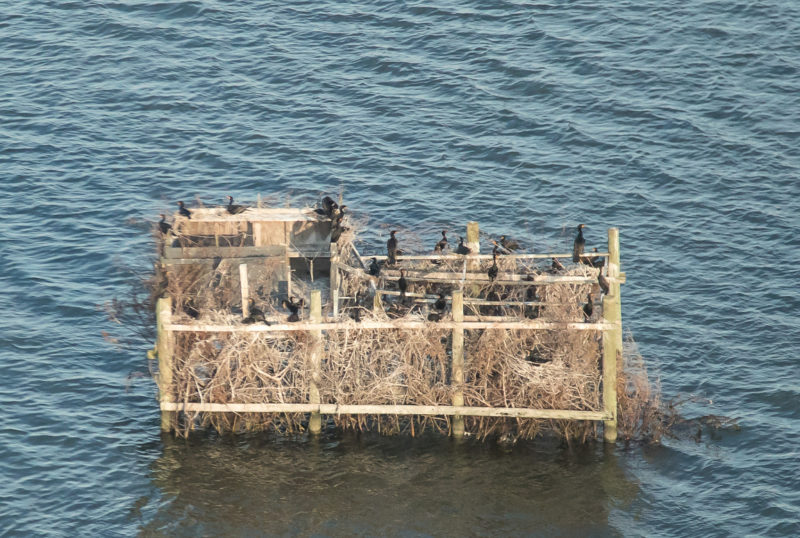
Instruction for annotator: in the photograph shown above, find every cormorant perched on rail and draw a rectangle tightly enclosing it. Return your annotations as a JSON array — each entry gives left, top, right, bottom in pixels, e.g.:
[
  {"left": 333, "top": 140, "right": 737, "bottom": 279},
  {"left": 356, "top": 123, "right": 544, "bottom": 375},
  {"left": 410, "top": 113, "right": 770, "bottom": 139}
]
[
  {"left": 455, "top": 236, "right": 471, "bottom": 255},
  {"left": 158, "top": 214, "right": 172, "bottom": 235},
  {"left": 398, "top": 269, "right": 408, "bottom": 302},
  {"left": 500, "top": 235, "right": 520, "bottom": 252},
  {"left": 572, "top": 224, "right": 586, "bottom": 263},
  {"left": 387, "top": 230, "right": 399, "bottom": 265},
  {"left": 282, "top": 296, "right": 304, "bottom": 322},
  {"left": 597, "top": 269, "right": 610, "bottom": 295},
  {"left": 177, "top": 201, "right": 191, "bottom": 219},
  {"left": 226, "top": 196, "right": 247, "bottom": 215},
  {"left": 582, "top": 293, "right": 593, "bottom": 322},
  {"left": 434, "top": 230, "right": 448, "bottom": 253},
  {"left": 428, "top": 292, "right": 447, "bottom": 322},
  {"left": 488, "top": 250, "right": 499, "bottom": 282},
  {"left": 591, "top": 247, "right": 605, "bottom": 269},
  {"left": 242, "top": 298, "right": 269, "bottom": 324},
  {"left": 368, "top": 257, "right": 381, "bottom": 276}
]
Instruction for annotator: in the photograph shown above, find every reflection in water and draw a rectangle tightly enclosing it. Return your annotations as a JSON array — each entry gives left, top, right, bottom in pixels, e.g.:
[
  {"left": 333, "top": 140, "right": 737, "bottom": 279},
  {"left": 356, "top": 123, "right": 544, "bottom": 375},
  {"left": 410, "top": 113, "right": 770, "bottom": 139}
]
[{"left": 142, "top": 431, "right": 638, "bottom": 535}]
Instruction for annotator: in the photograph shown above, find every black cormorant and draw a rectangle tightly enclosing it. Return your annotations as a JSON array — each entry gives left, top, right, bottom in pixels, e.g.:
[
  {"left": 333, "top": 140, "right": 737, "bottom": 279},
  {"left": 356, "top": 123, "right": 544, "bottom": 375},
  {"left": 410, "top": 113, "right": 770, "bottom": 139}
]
[
  {"left": 321, "top": 196, "right": 339, "bottom": 218},
  {"left": 500, "top": 235, "right": 519, "bottom": 252},
  {"left": 226, "top": 195, "right": 247, "bottom": 215},
  {"left": 177, "top": 201, "right": 191, "bottom": 219},
  {"left": 488, "top": 251, "right": 499, "bottom": 282},
  {"left": 597, "top": 270, "right": 610, "bottom": 295},
  {"left": 455, "top": 236, "right": 471, "bottom": 255},
  {"left": 582, "top": 293, "right": 593, "bottom": 322},
  {"left": 434, "top": 230, "right": 448, "bottom": 253},
  {"left": 387, "top": 230, "right": 399, "bottom": 265},
  {"left": 368, "top": 257, "right": 381, "bottom": 276},
  {"left": 434, "top": 292, "right": 446, "bottom": 312},
  {"left": 158, "top": 214, "right": 172, "bottom": 235},
  {"left": 572, "top": 224, "right": 586, "bottom": 263},
  {"left": 242, "top": 298, "right": 269, "bottom": 324},
  {"left": 282, "top": 296, "right": 304, "bottom": 322},
  {"left": 398, "top": 269, "right": 408, "bottom": 302},
  {"left": 330, "top": 215, "right": 347, "bottom": 243}
]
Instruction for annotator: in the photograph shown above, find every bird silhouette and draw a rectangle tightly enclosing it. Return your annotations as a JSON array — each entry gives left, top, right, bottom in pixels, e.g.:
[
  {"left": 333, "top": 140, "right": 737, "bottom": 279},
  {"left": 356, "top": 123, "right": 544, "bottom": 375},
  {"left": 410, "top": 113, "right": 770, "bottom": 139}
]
[
  {"left": 226, "top": 196, "right": 247, "bottom": 215},
  {"left": 572, "top": 224, "right": 586, "bottom": 263},
  {"left": 177, "top": 201, "right": 191, "bottom": 219}
]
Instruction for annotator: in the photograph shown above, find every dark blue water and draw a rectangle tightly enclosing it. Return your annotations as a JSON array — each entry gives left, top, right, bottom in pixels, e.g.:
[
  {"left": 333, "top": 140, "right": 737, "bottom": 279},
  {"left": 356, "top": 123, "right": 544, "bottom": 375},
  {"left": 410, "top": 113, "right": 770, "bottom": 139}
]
[{"left": 2, "top": 1, "right": 799, "bottom": 535}]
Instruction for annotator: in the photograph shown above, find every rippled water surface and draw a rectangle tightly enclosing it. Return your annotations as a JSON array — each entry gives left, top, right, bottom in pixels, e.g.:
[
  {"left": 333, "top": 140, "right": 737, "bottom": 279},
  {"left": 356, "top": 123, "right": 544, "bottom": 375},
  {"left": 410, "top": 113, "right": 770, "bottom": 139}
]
[{"left": 2, "top": 0, "right": 799, "bottom": 535}]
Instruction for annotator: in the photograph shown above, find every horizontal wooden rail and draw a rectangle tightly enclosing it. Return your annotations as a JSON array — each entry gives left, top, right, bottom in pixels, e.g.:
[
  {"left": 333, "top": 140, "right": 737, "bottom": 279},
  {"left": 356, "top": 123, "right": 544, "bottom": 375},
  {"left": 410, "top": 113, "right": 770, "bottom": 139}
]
[
  {"left": 166, "top": 320, "right": 615, "bottom": 332},
  {"left": 365, "top": 253, "right": 609, "bottom": 261},
  {"left": 379, "top": 270, "right": 625, "bottom": 286},
  {"left": 161, "top": 402, "right": 609, "bottom": 420}
]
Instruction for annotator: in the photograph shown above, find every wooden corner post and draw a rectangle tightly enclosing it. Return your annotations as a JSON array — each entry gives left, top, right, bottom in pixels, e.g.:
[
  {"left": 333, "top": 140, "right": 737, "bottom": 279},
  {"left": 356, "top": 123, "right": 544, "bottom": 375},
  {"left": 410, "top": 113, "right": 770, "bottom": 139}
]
[
  {"left": 330, "top": 244, "right": 339, "bottom": 316},
  {"left": 156, "top": 297, "right": 175, "bottom": 432},
  {"left": 309, "top": 290, "right": 322, "bottom": 434},
  {"left": 451, "top": 290, "right": 465, "bottom": 438},
  {"left": 602, "top": 228, "right": 621, "bottom": 443}
]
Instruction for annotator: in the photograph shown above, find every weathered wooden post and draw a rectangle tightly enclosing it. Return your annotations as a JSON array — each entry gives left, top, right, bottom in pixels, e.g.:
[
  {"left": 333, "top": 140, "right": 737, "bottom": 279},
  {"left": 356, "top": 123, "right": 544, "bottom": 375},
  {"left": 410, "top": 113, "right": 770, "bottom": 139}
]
[
  {"left": 602, "top": 228, "right": 621, "bottom": 443},
  {"left": 239, "top": 263, "right": 249, "bottom": 318},
  {"left": 451, "top": 290, "right": 465, "bottom": 438},
  {"left": 330, "top": 243, "right": 339, "bottom": 316},
  {"left": 156, "top": 297, "right": 175, "bottom": 432},
  {"left": 309, "top": 290, "right": 322, "bottom": 434}
]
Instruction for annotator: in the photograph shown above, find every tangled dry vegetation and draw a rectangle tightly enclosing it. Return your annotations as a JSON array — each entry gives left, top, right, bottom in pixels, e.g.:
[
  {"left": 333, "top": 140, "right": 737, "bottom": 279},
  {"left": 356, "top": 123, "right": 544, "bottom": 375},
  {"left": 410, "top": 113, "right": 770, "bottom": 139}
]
[{"left": 152, "top": 217, "right": 667, "bottom": 443}]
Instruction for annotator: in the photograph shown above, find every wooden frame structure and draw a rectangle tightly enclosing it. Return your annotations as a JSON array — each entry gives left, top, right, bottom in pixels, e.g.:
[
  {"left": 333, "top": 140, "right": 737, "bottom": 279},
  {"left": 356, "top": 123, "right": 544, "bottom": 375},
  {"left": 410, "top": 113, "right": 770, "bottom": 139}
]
[{"left": 154, "top": 214, "right": 624, "bottom": 443}]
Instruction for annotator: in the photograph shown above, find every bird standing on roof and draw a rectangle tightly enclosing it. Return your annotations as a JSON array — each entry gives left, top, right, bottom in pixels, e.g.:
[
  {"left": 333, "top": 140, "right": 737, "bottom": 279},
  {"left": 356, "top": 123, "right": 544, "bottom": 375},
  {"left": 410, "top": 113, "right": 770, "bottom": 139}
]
[
  {"left": 158, "top": 214, "right": 172, "bottom": 235},
  {"left": 177, "top": 201, "right": 191, "bottom": 219},
  {"left": 455, "top": 236, "right": 471, "bottom": 255},
  {"left": 398, "top": 269, "right": 408, "bottom": 302},
  {"left": 572, "top": 224, "right": 586, "bottom": 263},
  {"left": 226, "top": 195, "right": 247, "bottom": 215},
  {"left": 434, "top": 230, "right": 448, "bottom": 253},
  {"left": 387, "top": 230, "right": 399, "bottom": 265}
]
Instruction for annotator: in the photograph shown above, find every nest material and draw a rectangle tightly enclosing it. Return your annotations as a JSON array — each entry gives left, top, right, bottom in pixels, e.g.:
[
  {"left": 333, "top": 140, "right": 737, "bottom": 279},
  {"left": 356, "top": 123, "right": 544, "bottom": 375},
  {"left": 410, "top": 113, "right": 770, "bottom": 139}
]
[{"left": 154, "top": 213, "right": 660, "bottom": 442}]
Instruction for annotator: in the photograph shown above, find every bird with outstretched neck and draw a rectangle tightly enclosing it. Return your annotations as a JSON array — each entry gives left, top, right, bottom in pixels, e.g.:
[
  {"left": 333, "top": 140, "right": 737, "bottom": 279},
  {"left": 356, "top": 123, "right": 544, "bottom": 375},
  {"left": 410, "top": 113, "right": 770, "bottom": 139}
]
[
  {"left": 387, "top": 230, "right": 399, "bottom": 265},
  {"left": 434, "top": 230, "right": 448, "bottom": 253},
  {"left": 177, "top": 201, "right": 191, "bottom": 219},
  {"left": 499, "top": 235, "right": 519, "bottom": 252},
  {"left": 226, "top": 196, "right": 247, "bottom": 215},
  {"left": 572, "top": 224, "right": 586, "bottom": 262},
  {"left": 158, "top": 214, "right": 172, "bottom": 235}
]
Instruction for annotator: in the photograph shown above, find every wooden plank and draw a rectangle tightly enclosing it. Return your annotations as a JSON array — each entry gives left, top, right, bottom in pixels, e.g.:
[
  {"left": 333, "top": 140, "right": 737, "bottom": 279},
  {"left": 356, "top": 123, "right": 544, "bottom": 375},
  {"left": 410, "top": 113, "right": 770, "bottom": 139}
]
[
  {"left": 452, "top": 291, "right": 465, "bottom": 437},
  {"left": 164, "top": 245, "right": 286, "bottom": 259},
  {"left": 309, "top": 291, "right": 322, "bottom": 434},
  {"left": 366, "top": 252, "right": 609, "bottom": 261},
  {"left": 161, "top": 402, "right": 609, "bottom": 421},
  {"left": 156, "top": 297, "right": 175, "bottom": 432},
  {"left": 166, "top": 320, "right": 614, "bottom": 332}
]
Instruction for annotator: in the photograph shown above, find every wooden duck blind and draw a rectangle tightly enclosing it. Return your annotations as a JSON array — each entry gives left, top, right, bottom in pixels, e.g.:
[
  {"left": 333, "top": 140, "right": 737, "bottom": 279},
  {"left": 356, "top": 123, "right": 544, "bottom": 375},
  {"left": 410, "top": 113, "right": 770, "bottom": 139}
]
[{"left": 153, "top": 206, "right": 625, "bottom": 442}]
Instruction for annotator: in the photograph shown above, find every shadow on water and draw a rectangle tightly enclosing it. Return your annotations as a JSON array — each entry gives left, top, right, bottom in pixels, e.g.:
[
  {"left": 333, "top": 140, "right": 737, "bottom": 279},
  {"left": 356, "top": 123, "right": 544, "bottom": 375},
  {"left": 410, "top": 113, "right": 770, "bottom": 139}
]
[{"left": 139, "top": 430, "right": 639, "bottom": 536}]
